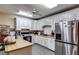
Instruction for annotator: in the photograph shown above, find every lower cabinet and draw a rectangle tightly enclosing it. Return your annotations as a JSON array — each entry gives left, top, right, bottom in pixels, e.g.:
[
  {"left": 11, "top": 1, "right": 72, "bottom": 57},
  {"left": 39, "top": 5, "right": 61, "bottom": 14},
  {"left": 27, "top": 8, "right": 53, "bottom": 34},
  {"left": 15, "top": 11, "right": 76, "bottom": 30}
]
[
  {"left": 47, "top": 39, "right": 55, "bottom": 51},
  {"left": 32, "top": 35, "right": 34, "bottom": 43},
  {"left": 32, "top": 35, "right": 55, "bottom": 51},
  {"left": 32, "top": 35, "right": 37, "bottom": 43}
]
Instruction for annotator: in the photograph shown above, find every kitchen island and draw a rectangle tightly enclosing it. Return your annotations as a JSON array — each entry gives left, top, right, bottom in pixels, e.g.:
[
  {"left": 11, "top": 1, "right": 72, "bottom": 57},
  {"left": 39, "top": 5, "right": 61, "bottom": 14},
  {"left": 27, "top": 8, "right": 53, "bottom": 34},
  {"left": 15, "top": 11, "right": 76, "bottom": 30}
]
[{"left": 4, "top": 36, "right": 33, "bottom": 55}]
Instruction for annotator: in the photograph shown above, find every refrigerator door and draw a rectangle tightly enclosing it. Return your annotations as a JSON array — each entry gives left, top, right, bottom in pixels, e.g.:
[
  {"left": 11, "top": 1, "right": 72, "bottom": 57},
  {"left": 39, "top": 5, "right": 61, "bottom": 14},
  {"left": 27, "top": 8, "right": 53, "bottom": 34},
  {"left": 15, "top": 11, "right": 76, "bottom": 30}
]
[
  {"left": 55, "top": 41, "right": 63, "bottom": 55},
  {"left": 55, "top": 22, "right": 63, "bottom": 40},
  {"left": 55, "top": 21, "right": 73, "bottom": 43},
  {"left": 62, "top": 43, "right": 78, "bottom": 55},
  {"left": 61, "top": 21, "right": 78, "bottom": 44},
  {"left": 55, "top": 23, "right": 61, "bottom": 34},
  {"left": 62, "top": 21, "right": 73, "bottom": 43},
  {"left": 72, "top": 20, "right": 78, "bottom": 45},
  {"left": 55, "top": 20, "right": 79, "bottom": 44}
]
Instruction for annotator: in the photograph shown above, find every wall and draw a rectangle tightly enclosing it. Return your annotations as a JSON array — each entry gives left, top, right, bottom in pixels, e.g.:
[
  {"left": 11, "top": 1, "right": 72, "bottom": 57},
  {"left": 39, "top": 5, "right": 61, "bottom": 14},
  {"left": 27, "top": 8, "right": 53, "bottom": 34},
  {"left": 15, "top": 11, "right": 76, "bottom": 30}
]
[
  {"left": 0, "top": 13, "right": 15, "bottom": 29},
  {"left": 36, "top": 7, "right": 79, "bottom": 31},
  {"left": 0, "top": 13, "right": 33, "bottom": 30}
]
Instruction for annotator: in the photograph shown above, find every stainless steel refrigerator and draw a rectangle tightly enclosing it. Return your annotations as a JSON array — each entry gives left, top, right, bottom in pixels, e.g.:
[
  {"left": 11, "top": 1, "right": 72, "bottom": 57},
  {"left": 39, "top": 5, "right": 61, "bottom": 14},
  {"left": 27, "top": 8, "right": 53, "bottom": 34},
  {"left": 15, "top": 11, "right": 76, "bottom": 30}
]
[{"left": 55, "top": 20, "right": 79, "bottom": 55}]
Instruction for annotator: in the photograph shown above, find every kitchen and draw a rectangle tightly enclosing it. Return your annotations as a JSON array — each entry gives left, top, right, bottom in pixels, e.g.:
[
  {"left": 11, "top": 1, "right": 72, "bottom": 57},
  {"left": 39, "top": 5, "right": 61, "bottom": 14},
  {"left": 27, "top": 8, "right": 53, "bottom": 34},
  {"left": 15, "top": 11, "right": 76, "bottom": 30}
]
[{"left": 0, "top": 4, "right": 79, "bottom": 55}]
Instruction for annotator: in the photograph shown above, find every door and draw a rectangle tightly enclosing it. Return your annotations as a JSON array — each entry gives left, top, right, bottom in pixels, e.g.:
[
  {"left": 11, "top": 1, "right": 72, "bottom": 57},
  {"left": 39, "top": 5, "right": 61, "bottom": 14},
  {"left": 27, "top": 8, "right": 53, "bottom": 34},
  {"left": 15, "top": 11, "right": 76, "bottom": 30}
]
[
  {"left": 61, "top": 21, "right": 78, "bottom": 44},
  {"left": 62, "top": 43, "right": 78, "bottom": 55},
  {"left": 55, "top": 41, "right": 63, "bottom": 55},
  {"left": 55, "top": 23, "right": 61, "bottom": 34},
  {"left": 55, "top": 41, "right": 78, "bottom": 55},
  {"left": 60, "top": 21, "right": 72, "bottom": 43}
]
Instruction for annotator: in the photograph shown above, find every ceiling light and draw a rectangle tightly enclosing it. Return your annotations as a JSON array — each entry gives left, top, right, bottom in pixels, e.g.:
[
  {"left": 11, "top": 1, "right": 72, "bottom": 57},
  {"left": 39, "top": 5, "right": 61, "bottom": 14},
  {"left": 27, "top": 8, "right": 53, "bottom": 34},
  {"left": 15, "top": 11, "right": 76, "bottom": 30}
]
[
  {"left": 16, "top": 10, "right": 32, "bottom": 17},
  {"left": 42, "top": 3, "right": 57, "bottom": 8},
  {"left": 43, "top": 4, "right": 57, "bottom": 8}
]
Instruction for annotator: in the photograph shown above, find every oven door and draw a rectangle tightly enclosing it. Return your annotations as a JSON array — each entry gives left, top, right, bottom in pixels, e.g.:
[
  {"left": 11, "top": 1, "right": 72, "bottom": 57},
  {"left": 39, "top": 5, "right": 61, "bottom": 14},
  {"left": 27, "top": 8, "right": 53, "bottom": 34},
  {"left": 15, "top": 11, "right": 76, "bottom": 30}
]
[{"left": 23, "top": 36, "right": 32, "bottom": 42}]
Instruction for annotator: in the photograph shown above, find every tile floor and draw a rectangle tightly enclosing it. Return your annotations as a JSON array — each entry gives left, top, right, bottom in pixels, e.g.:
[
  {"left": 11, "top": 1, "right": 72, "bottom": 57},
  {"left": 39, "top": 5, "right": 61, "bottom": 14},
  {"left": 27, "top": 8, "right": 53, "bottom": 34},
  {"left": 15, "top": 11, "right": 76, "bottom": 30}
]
[{"left": 32, "top": 43, "right": 55, "bottom": 55}]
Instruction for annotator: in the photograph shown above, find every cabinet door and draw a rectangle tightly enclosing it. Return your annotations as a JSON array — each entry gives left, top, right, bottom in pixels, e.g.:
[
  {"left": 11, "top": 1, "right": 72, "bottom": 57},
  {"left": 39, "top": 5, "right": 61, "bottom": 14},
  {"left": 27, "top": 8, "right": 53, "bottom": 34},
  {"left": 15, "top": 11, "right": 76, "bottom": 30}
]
[
  {"left": 48, "top": 38, "right": 55, "bottom": 51},
  {"left": 38, "top": 36, "right": 42, "bottom": 44},
  {"left": 32, "top": 35, "right": 35, "bottom": 43},
  {"left": 41, "top": 36, "right": 45, "bottom": 45},
  {"left": 32, "top": 35, "right": 37, "bottom": 43},
  {"left": 41, "top": 37, "right": 45, "bottom": 46},
  {"left": 36, "top": 36, "right": 39, "bottom": 44},
  {"left": 43, "top": 37, "right": 47, "bottom": 47},
  {"left": 34, "top": 36, "right": 37, "bottom": 43},
  {"left": 50, "top": 39, "right": 55, "bottom": 51}
]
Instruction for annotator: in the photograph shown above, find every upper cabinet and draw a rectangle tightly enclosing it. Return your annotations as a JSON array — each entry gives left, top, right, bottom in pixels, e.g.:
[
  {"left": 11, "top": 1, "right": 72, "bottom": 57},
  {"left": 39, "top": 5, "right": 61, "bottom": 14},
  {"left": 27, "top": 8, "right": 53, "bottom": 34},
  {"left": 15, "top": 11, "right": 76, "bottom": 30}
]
[
  {"left": 16, "top": 16, "right": 33, "bottom": 30},
  {"left": 32, "top": 20, "right": 38, "bottom": 30},
  {"left": 35, "top": 17, "right": 52, "bottom": 30}
]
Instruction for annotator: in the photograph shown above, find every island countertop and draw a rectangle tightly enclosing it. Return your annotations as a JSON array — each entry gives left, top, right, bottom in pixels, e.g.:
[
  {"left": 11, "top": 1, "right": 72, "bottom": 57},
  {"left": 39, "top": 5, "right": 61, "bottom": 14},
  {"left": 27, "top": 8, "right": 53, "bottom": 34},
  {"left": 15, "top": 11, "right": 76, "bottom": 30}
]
[{"left": 5, "top": 36, "right": 33, "bottom": 53}]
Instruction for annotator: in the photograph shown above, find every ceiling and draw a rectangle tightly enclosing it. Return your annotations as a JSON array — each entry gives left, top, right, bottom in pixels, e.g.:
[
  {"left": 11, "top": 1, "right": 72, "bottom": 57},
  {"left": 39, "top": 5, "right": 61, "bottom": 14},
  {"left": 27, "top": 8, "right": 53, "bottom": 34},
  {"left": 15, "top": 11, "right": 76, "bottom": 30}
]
[{"left": 0, "top": 4, "right": 78, "bottom": 19}]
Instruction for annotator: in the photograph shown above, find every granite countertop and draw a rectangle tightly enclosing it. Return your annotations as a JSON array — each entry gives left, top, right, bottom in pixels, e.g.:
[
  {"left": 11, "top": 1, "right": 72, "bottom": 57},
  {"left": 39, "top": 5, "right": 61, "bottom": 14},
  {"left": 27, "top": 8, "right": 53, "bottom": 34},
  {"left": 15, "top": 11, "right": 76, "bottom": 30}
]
[
  {"left": 31, "top": 34, "right": 55, "bottom": 39},
  {"left": 20, "top": 33, "right": 55, "bottom": 39},
  {"left": 38, "top": 35, "right": 55, "bottom": 39}
]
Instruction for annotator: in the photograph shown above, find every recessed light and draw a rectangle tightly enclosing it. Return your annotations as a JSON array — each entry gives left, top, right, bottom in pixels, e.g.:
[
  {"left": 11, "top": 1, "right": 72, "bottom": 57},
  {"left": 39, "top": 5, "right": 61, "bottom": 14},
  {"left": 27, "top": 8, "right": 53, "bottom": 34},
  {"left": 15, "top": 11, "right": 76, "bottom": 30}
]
[{"left": 43, "top": 4, "right": 57, "bottom": 8}]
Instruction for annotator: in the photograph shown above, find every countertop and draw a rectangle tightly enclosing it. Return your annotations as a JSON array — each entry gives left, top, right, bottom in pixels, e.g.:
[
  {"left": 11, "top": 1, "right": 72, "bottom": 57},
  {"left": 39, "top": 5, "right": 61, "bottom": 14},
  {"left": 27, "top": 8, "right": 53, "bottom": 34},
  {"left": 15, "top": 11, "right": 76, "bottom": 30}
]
[
  {"left": 5, "top": 36, "right": 33, "bottom": 53},
  {"left": 31, "top": 34, "right": 55, "bottom": 39},
  {"left": 22, "top": 34, "right": 55, "bottom": 39}
]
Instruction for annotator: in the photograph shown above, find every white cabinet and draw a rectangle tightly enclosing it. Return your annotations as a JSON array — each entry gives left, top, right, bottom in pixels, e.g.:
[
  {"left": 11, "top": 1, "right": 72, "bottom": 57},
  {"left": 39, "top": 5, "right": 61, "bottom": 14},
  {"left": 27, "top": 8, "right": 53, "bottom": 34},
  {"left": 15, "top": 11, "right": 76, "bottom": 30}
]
[
  {"left": 32, "top": 35, "right": 34, "bottom": 43},
  {"left": 16, "top": 16, "right": 32, "bottom": 30},
  {"left": 40, "top": 37, "right": 45, "bottom": 46},
  {"left": 32, "top": 20, "right": 37, "bottom": 30},
  {"left": 43, "top": 38, "right": 48, "bottom": 48},
  {"left": 47, "top": 39, "right": 55, "bottom": 51},
  {"left": 32, "top": 35, "right": 55, "bottom": 51},
  {"left": 37, "top": 18, "right": 52, "bottom": 30},
  {"left": 32, "top": 35, "right": 36, "bottom": 43},
  {"left": 35, "top": 35, "right": 43, "bottom": 45},
  {"left": 42, "top": 37, "right": 55, "bottom": 51}
]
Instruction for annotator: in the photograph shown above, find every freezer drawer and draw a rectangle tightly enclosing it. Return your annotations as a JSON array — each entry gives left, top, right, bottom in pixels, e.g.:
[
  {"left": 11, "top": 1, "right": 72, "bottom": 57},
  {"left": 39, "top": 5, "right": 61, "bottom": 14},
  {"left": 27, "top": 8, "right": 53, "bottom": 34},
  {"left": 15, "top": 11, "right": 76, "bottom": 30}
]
[
  {"left": 55, "top": 41, "right": 78, "bottom": 55},
  {"left": 55, "top": 41, "right": 63, "bottom": 55},
  {"left": 62, "top": 43, "right": 78, "bottom": 55}
]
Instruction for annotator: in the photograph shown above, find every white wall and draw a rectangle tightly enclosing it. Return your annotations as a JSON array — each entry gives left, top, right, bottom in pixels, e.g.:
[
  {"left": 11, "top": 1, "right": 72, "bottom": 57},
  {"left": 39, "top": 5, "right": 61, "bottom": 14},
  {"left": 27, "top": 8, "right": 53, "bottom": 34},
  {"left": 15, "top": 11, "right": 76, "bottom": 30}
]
[
  {"left": 0, "top": 13, "right": 15, "bottom": 28},
  {"left": 36, "top": 7, "right": 79, "bottom": 31}
]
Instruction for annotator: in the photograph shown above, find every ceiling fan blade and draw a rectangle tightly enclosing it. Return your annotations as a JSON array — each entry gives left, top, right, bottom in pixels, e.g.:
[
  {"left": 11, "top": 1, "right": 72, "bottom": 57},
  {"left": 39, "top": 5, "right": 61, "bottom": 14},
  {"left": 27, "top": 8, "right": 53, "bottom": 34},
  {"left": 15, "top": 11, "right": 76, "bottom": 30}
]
[{"left": 32, "top": 8, "right": 41, "bottom": 16}]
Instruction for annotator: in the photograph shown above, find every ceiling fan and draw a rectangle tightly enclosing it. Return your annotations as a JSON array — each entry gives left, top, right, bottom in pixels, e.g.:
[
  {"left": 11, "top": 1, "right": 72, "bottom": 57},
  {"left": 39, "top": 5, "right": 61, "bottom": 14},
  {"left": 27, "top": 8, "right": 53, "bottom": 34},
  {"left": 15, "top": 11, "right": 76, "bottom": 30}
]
[{"left": 32, "top": 8, "right": 41, "bottom": 16}]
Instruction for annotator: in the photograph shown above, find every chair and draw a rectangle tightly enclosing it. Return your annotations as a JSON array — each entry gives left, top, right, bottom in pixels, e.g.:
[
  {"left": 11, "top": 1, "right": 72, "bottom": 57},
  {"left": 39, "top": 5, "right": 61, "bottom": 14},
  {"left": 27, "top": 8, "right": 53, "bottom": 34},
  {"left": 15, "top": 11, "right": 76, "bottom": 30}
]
[{"left": 0, "top": 34, "right": 7, "bottom": 50}]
